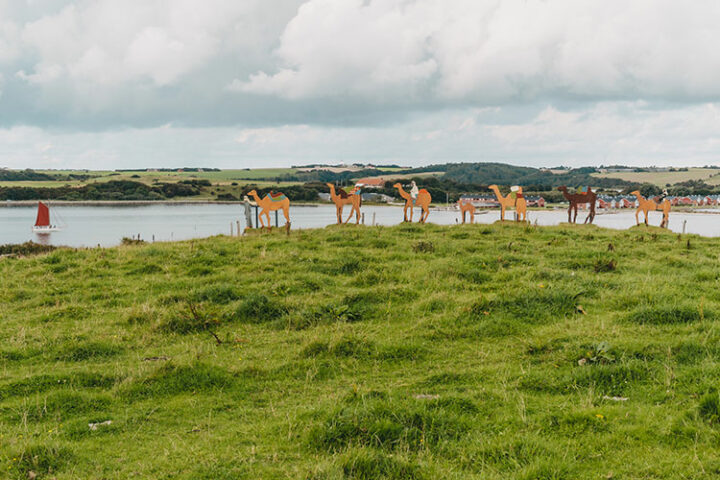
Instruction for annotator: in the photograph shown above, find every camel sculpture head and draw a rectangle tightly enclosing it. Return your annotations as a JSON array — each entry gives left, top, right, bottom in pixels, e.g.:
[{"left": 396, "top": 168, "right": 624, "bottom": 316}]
[
  {"left": 557, "top": 186, "right": 567, "bottom": 192},
  {"left": 393, "top": 183, "right": 402, "bottom": 189},
  {"left": 630, "top": 190, "right": 642, "bottom": 197},
  {"left": 488, "top": 184, "right": 498, "bottom": 190},
  {"left": 247, "top": 189, "right": 257, "bottom": 197},
  {"left": 325, "top": 183, "right": 335, "bottom": 190}
]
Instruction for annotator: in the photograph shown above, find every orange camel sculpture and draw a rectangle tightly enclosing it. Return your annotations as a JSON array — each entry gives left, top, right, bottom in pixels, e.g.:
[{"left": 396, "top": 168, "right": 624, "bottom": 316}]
[
  {"left": 247, "top": 189, "right": 290, "bottom": 230},
  {"left": 631, "top": 190, "right": 671, "bottom": 228},
  {"left": 327, "top": 183, "right": 362, "bottom": 224},
  {"left": 394, "top": 183, "right": 431, "bottom": 223},
  {"left": 458, "top": 200, "right": 476, "bottom": 224},
  {"left": 557, "top": 186, "right": 597, "bottom": 224},
  {"left": 488, "top": 185, "right": 527, "bottom": 221}
]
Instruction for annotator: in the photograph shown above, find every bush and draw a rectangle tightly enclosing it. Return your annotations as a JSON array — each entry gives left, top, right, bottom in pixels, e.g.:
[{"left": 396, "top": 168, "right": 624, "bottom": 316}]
[{"left": 0, "top": 241, "right": 56, "bottom": 256}]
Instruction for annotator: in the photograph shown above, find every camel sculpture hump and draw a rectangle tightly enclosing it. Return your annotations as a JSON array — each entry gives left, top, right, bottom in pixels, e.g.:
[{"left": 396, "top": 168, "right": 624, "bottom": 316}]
[{"left": 269, "top": 191, "right": 287, "bottom": 201}]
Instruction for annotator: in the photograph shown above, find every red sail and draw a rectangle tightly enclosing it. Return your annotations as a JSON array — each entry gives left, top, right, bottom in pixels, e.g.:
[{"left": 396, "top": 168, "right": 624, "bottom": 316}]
[{"left": 35, "top": 202, "right": 50, "bottom": 227}]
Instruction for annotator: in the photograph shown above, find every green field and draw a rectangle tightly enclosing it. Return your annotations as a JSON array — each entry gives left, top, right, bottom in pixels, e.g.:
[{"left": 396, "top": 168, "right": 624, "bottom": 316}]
[
  {"left": 593, "top": 167, "right": 720, "bottom": 186},
  {"left": 2, "top": 223, "right": 720, "bottom": 478},
  {"left": 0, "top": 170, "right": 301, "bottom": 200},
  {"left": 0, "top": 169, "right": 298, "bottom": 187}
]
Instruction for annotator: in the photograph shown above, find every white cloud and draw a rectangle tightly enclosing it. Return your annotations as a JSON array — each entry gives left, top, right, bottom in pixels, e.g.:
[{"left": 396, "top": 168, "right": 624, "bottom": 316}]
[
  {"left": 236, "top": 0, "right": 720, "bottom": 103},
  {"left": 9, "top": 0, "right": 301, "bottom": 92}
]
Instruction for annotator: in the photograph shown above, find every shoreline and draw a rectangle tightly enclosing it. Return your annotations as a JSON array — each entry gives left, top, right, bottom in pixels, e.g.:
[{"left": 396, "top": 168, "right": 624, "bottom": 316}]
[
  {"left": 1, "top": 200, "right": 323, "bottom": 207},
  {"left": 3, "top": 199, "right": 720, "bottom": 215}
]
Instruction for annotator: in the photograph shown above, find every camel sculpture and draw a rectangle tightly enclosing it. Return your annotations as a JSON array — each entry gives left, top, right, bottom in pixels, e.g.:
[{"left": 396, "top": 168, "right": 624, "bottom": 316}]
[
  {"left": 631, "top": 191, "right": 671, "bottom": 228},
  {"left": 327, "top": 183, "right": 362, "bottom": 224},
  {"left": 488, "top": 185, "right": 527, "bottom": 221},
  {"left": 458, "top": 200, "right": 476, "bottom": 224},
  {"left": 394, "top": 183, "right": 431, "bottom": 223},
  {"left": 557, "top": 186, "right": 597, "bottom": 224},
  {"left": 247, "top": 189, "right": 290, "bottom": 230}
]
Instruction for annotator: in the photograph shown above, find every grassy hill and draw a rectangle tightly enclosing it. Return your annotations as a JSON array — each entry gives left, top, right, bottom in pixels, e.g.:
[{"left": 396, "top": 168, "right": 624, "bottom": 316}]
[{"left": 2, "top": 223, "right": 720, "bottom": 479}]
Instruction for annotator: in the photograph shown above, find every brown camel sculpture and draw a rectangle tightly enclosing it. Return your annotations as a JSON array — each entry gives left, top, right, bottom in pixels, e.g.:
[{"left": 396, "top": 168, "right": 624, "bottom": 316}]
[
  {"left": 488, "top": 185, "right": 527, "bottom": 221},
  {"left": 458, "top": 200, "right": 475, "bottom": 224},
  {"left": 327, "top": 183, "right": 362, "bottom": 224},
  {"left": 247, "top": 189, "right": 290, "bottom": 230},
  {"left": 557, "top": 186, "right": 597, "bottom": 224},
  {"left": 394, "top": 183, "right": 431, "bottom": 223},
  {"left": 631, "top": 191, "right": 671, "bottom": 228}
]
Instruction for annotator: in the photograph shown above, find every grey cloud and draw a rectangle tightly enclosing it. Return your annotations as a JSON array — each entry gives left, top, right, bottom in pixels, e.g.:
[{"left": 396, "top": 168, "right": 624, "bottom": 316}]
[{"left": 1, "top": 0, "right": 720, "bottom": 169}]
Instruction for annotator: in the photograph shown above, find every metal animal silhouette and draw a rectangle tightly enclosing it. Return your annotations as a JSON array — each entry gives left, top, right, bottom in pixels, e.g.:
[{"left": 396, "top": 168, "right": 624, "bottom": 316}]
[
  {"left": 247, "top": 189, "right": 290, "bottom": 230},
  {"left": 458, "top": 200, "right": 475, "bottom": 224},
  {"left": 394, "top": 183, "right": 431, "bottom": 223},
  {"left": 488, "top": 185, "right": 526, "bottom": 221},
  {"left": 557, "top": 186, "right": 597, "bottom": 224},
  {"left": 327, "top": 183, "right": 362, "bottom": 224},
  {"left": 631, "top": 190, "right": 671, "bottom": 228}
]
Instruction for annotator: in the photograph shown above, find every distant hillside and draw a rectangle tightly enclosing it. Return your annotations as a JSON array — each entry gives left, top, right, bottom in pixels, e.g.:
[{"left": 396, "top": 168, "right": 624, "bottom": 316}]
[
  {"left": 0, "top": 169, "right": 57, "bottom": 181},
  {"left": 439, "top": 163, "right": 632, "bottom": 188}
]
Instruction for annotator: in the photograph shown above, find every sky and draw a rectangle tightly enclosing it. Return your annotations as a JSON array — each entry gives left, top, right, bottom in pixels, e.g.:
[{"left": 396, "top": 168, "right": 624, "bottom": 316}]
[{"left": 1, "top": 0, "right": 720, "bottom": 170}]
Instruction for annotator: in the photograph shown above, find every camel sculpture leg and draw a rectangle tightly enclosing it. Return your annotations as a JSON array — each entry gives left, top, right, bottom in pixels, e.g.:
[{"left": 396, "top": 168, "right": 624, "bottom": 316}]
[
  {"left": 282, "top": 206, "right": 290, "bottom": 224},
  {"left": 259, "top": 210, "right": 270, "bottom": 230},
  {"left": 343, "top": 203, "right": 360, "bottom": 224},
  {"left": 408, "top": 201, "right": 414, "bottom": 222},
  {"left": 660, "top": 203, "right": 670, "bottom": 228},
  {"left": 419, "top": 206, "right": 429, "bottom": 223},
  {"left": 335, "top": 205, "right": 343, "bottom": 224},
  {"left": 585, "top": 203, "right": 595, "bottom": 224}
]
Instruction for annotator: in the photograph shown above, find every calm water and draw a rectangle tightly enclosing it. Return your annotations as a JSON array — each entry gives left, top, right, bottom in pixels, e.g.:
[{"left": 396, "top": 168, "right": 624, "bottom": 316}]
[{"left": 1, "top": 203, "right": 719, "bottom": 247}]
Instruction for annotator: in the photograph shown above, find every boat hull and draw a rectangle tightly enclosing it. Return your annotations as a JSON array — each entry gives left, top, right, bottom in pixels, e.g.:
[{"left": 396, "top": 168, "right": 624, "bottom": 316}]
[{"left": 32, "top": 226, "right": 61, "bottom": 233}]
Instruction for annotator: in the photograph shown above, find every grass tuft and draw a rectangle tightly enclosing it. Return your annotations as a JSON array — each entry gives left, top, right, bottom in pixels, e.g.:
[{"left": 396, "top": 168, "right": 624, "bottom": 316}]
[{"left": 626, "top": 303, "right": 712, "bottom": 325}]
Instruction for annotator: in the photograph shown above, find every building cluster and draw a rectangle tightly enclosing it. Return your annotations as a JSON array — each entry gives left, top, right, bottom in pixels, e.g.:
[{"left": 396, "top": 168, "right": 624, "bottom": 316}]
[{"left": 597, "top": 194, "right": 720, "bottom": 208}]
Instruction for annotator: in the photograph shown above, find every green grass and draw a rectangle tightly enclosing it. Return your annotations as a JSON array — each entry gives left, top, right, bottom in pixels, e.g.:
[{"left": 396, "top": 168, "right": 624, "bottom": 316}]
[
  {"left": 3, "top": 223, "right": 720, "bottom": 478},
  {"left": 593, "top": 167, "right": 720, "bottom": 186}
]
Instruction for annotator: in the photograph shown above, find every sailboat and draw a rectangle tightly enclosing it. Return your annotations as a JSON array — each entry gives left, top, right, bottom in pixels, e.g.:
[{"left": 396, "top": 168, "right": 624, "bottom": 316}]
[{"left": 32, "top": 201, "right": 62, "bottom": 233}]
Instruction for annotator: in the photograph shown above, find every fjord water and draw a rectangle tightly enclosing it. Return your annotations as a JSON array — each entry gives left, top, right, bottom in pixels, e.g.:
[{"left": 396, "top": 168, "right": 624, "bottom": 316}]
[{"left": 1, "top": 203, "right": 720, "bottom": 247}]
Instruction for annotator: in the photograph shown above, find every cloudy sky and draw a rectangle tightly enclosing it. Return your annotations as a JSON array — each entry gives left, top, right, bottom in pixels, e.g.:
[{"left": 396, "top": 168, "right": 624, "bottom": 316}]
[{"left": 1, "top": 0, "right": 720, "bottom": 170}]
